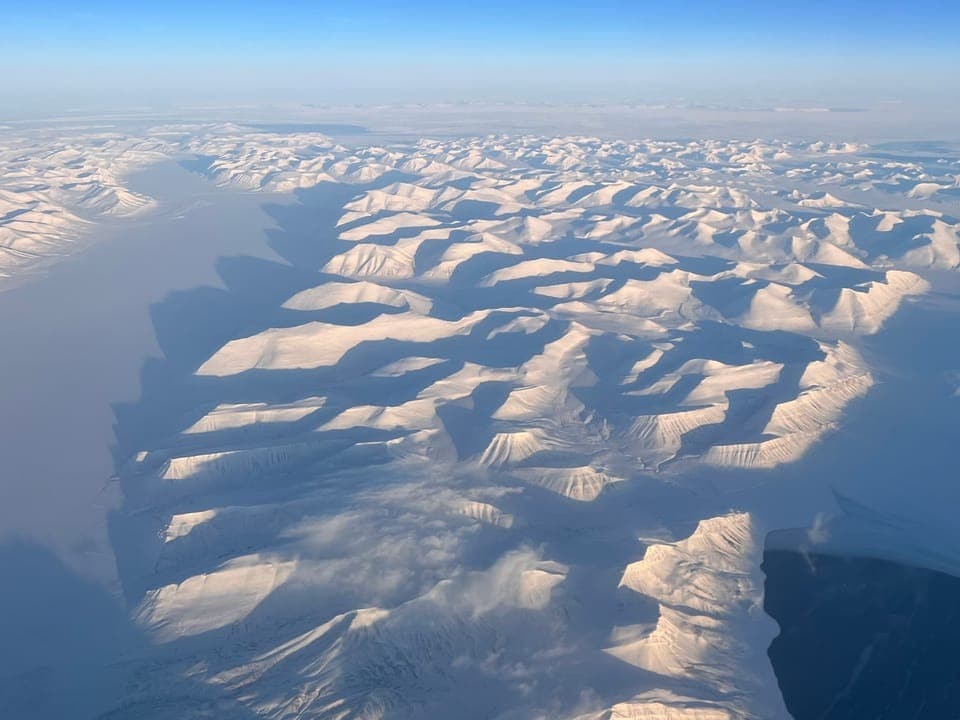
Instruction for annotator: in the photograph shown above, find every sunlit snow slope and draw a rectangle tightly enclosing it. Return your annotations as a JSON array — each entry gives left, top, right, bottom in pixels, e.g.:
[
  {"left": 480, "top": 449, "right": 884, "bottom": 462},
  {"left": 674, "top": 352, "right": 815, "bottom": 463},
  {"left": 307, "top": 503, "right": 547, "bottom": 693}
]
[{"left": 8, "top": 124, "right": 955, "bottom": 718}]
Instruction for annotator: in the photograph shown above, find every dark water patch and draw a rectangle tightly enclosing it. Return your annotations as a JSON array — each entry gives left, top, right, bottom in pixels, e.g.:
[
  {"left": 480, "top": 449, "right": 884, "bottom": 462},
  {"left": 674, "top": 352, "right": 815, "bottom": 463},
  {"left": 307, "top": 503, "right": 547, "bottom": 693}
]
[{"left": 763, "top": 549, "right": 960, "bottom": 720}]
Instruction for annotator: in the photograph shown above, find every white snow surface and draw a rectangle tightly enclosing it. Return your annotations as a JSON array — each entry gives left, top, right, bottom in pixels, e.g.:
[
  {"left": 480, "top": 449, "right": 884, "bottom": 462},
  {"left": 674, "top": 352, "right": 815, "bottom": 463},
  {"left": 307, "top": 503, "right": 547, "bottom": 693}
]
[{"left": 9, "top": 123, "right": 959, "bottom": 718}]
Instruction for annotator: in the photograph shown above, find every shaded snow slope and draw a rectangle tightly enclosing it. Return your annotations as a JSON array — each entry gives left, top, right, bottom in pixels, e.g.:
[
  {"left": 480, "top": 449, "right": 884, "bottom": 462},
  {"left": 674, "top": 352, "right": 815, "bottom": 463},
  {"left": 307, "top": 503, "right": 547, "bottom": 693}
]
[
  {"left": 24, "top": 127, "right": 948, "bottom": 718},
  {"left": 4, "top": 125, "right": 959, "bottom": 288}
]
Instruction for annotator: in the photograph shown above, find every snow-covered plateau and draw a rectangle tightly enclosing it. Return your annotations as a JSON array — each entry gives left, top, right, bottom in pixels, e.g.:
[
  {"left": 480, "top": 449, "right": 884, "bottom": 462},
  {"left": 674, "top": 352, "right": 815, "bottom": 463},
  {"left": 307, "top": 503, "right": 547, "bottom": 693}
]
[{"left": 2, "top": 122, "right": 959, "bottom": 719}]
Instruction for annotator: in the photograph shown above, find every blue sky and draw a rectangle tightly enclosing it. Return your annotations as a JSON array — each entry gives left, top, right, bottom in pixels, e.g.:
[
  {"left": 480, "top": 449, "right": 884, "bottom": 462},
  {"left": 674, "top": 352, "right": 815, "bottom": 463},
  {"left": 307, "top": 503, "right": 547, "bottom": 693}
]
[{"left": 4, "top": 1, "right": 959, "bottom": 109}]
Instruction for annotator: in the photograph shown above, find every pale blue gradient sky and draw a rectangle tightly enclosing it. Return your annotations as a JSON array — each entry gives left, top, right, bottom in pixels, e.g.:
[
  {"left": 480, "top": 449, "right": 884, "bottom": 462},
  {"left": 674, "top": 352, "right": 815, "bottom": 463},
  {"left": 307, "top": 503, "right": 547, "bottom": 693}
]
[{"left": 3, "top": 1, "right": 959, "bottom": 110}]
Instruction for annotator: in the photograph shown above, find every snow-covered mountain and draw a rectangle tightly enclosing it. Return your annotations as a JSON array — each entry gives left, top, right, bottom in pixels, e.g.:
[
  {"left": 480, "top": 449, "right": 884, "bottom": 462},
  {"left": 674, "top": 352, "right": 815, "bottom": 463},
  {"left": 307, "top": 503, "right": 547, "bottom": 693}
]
[{"left": 3, "top": 123, "right": 959, "bottom": 718}]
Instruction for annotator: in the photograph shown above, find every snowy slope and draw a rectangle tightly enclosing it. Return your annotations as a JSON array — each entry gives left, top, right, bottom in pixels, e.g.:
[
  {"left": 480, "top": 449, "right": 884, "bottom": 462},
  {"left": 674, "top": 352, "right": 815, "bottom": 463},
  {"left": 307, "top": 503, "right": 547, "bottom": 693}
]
[{"left": 7, "top": 125, "right": 954, "bottom": 718}]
